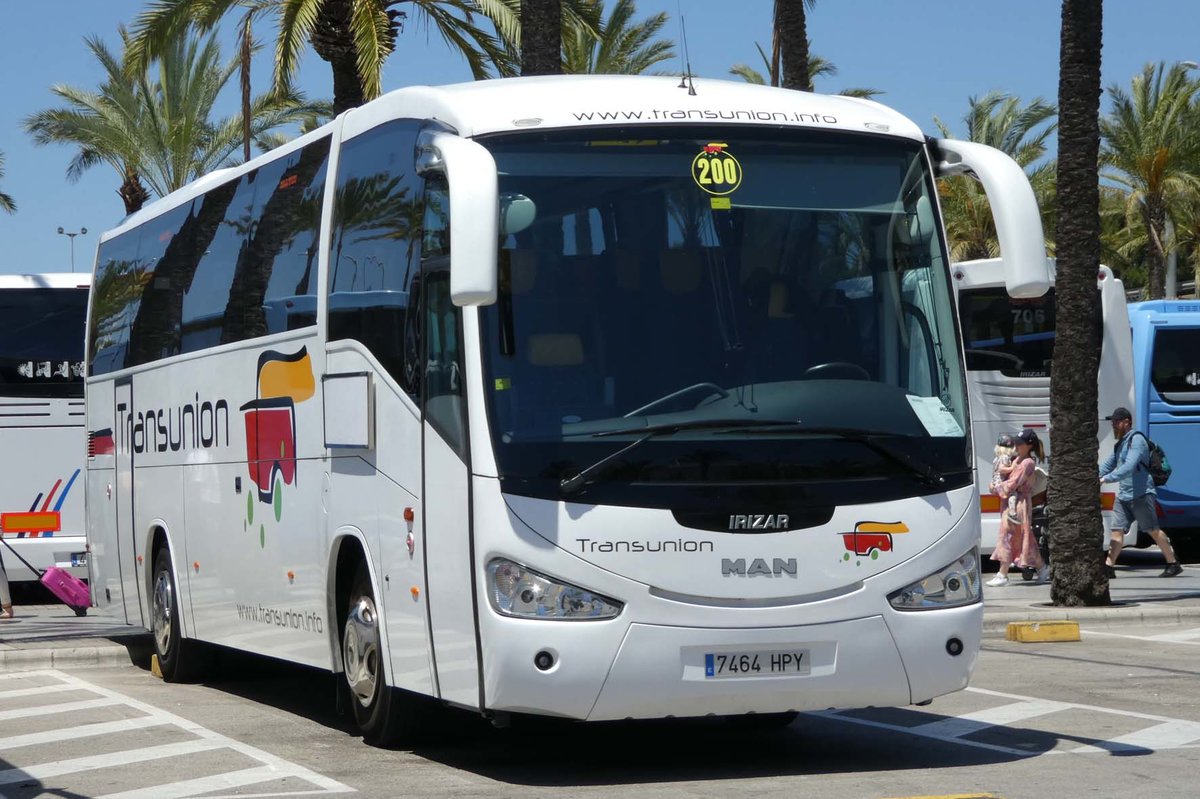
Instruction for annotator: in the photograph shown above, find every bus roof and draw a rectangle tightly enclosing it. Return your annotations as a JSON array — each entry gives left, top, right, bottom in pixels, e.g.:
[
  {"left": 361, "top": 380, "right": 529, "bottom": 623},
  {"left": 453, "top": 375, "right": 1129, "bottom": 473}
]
[
  {"left": 1127, "top": 299, "right": 1200, "bottom": 318},
  {"left": 341, "top": 75, "right": 927, "bottom": 142},
  {"left": 0, "top": 273, "right": 91, "bottom": 289}
]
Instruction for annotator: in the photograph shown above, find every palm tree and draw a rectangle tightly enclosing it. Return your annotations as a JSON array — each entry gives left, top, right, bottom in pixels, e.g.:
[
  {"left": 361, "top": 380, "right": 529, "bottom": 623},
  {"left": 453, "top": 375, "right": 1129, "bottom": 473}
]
[
  {"left": 1049, "top": 0, "right": 1107, "bottom": 606},
  {"left": 774, "top": 0, "right": 814, "bottom": 92},
  {"left": 25, "top": 27, "right": 316, "bottom": 215},
  {"left": 0, "top": 151, "right": 15, "bottom": 214},
  {"left": 520, "top": 0, "right": 561, "bottom": 74},
  {"left": 1100, "top": 61, "right": 1200, "bottom": 299},
  {"left": 561, "top": 0, "right": 673, "bottom": 75},
  {"left": 130, "top": 0, "right": 514, "bottom": 115},
  {"left": 935, "top": 92, "right": 1058, "bottom": 260},
  {"left": 729, "top": 41, "right": 879, "bottom": 98}
]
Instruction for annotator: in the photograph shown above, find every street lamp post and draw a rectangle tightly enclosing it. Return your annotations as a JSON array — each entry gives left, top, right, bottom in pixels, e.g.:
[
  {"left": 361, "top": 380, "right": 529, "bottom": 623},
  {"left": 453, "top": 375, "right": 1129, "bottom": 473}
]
[{"left": 56, "top": 226, "right": 87, "bottom": 273}]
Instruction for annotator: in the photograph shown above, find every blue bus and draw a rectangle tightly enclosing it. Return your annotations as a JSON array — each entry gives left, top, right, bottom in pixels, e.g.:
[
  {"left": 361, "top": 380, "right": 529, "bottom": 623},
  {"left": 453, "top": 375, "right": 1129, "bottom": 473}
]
[{"left": 1128, "top": 300, "right": 1200, "bottom": 551}]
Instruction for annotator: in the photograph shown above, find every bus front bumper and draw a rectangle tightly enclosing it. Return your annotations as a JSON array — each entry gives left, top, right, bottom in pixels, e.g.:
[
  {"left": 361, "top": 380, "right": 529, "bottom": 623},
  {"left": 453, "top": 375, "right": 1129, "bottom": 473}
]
[{"left": 482, "top": 602, "right": 982, "bottom": 721}]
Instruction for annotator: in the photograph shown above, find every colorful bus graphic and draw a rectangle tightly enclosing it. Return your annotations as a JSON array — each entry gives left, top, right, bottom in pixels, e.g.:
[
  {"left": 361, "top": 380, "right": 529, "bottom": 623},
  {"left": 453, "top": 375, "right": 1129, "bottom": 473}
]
[
  {"left": 840, "top": 521, "right": 910, "bottom": 559},
  {"left": 240, "top": 348, "right": 314, "bottom": 515},
  {"left": 0, "top": 469, "right": 81, "bottom": 539}
]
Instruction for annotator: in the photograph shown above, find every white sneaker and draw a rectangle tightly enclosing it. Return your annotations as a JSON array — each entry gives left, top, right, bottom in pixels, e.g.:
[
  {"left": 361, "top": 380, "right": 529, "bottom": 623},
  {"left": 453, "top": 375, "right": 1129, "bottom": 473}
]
[
  {"left": 986, "top": 575, "right": 1009, "bottom": 587},
  {"left": 1037, "top": 566, "right": 1050, "bottom": 583}
]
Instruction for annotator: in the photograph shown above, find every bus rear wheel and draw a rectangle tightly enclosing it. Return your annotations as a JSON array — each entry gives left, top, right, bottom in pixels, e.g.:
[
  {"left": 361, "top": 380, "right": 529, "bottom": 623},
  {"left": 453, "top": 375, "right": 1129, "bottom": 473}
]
[
  {"left": 150, "top": 548, "right": 208, "bottom": 682},
  {"left": 342, "top": 562, "right": 425, "bottom": 746}
]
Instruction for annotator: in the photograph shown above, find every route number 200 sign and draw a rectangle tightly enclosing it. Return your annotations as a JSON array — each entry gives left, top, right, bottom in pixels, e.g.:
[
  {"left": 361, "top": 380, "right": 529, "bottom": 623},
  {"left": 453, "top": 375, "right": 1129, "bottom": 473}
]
[{"left": 691, "top": 142, "right": 742, "bottom": 196}]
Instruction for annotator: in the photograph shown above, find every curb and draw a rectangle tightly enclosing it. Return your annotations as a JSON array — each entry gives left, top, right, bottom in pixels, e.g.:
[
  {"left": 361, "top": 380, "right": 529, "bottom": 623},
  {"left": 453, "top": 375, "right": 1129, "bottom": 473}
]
[
  {"left": 0, "top": 636, "right": 151, "bottom": 671},
  {"left": 983, "top": 603, "right": 1200, "bottom": 635}
]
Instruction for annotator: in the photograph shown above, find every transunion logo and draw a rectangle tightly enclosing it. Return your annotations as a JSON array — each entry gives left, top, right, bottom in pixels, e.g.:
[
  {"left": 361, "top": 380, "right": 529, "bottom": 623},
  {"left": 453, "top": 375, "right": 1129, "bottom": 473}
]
[
  {"left": 241, "top": 347, "right": 314, "bottom": 547},
  {"left": 837, "top": 521, "right": 909, "bottom": 566}
]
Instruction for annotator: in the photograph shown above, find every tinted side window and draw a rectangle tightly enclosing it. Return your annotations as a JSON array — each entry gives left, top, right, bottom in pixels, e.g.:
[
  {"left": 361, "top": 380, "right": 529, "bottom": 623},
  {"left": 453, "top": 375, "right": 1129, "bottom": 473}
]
[
  {"left": 329, "top": 120, "right": 424, "bottom": 396},
  {"left": 181, "top": 173, "right": 255, "bottom": 353},
  {"left": 1151, "top": 327, "right": 1200, "bottom": 400},
  {"left": 125, "top": 201, "right": 199, "bottom": 365},
  {"left": 223, "top": 137, "right": 331, "bottom": 342},
  {"left": 90, "top": 229, "right": 146, "bottom": 375}
]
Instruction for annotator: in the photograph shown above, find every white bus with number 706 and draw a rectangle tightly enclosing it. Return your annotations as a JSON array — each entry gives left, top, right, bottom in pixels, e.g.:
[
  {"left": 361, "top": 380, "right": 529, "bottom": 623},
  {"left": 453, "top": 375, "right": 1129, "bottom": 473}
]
[{"left": 84, "top": 75, "right": 1050, "bottom": 744}]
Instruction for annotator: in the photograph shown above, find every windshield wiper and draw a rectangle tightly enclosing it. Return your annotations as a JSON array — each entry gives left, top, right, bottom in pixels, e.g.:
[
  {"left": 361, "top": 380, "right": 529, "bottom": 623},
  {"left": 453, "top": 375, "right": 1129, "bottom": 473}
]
[
  {"left": 728, "top": 423, "right": 947, "bottom": 488},
  {"left": 559, "top": 418, "right": 785, "bottom": 496}
]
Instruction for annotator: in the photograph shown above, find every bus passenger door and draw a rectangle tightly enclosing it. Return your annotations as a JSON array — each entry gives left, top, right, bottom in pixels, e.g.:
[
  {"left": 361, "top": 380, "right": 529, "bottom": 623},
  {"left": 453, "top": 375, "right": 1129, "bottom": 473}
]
[
  {"left": 113, "top": 381, "right": 143, "bottom": 624},
  {"left": 420, "top": 266, "right": 481, "bottom": 707}
]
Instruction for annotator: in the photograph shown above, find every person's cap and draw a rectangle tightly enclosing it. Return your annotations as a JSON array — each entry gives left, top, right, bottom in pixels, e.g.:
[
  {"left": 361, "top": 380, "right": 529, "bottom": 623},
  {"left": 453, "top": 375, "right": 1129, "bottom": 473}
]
[
  {"left": 1106, "top": 407, "right": 1132, "bottom": 422},
  {"left": 996, "top": 433, "right": 1017, "bottom": 447},
  {"left": 1016, "top": 429, "right": 1040, "bottom": 446}
]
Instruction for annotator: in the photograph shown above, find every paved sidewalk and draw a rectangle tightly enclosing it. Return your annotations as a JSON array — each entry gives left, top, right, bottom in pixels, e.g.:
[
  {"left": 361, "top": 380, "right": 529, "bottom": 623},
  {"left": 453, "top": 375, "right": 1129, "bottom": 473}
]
[
  {"left": 0, "top": 603, "right": 150, "bottom": 670},
  {"left": 981, "top": 558, "right": 1200, "bottom": 634},
  {"left": 3, "top": 558, "right": 1199, "bottom": 671}
]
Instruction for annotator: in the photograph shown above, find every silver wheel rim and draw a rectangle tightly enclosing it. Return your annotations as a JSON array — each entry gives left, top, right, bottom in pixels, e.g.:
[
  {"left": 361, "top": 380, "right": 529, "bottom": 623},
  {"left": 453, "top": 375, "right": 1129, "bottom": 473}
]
[
  {"left": 343, "top": 596, "right": 379, "bottom": 707},
  {"left": 152, "top": 569, "right": 173, "bottom": 657}
]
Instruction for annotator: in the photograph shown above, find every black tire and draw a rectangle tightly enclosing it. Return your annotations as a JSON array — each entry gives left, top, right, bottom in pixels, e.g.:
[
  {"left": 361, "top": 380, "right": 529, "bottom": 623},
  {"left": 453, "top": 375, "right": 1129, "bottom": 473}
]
[
  {"left": 151, "top": 548, "right": 209, "bottom": 682},
  {"left": 342, "top": 562, "right": 428, "bottom": 746}
]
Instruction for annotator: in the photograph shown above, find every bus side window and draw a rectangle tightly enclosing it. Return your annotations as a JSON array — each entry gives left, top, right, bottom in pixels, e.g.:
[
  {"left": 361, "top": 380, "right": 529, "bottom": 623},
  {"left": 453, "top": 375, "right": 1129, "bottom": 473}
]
[
  {"left": 328, "top": 119, "right": 424, "bottom": 396},
  {"left": 420, "top": 180, "right": 465, "bottom": 454}
]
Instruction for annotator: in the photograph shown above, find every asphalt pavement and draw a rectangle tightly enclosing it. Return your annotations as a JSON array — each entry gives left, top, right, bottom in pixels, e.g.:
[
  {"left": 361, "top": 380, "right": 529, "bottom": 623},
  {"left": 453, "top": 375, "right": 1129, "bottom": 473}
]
[{"left": 3, "top": 550, "right": 1199, "bottom": 671}]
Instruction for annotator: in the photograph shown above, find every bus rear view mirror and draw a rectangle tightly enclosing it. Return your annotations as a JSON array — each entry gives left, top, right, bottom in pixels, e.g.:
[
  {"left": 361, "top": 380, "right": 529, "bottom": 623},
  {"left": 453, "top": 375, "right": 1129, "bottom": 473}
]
[
  {"left": 932, "top": 138, "right": 1050, "bottom": 299},
  {"left": 500, "top": 194, "right": 536, "bottom": 235},
  {"left": 418, "top": 132, "right": 499, "bottom": 306}
]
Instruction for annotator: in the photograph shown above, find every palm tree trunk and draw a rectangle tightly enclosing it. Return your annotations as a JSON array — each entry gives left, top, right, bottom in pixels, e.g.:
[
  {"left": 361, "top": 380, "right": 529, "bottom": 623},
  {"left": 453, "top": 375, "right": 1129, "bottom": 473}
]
[
  {"left": 118, "top": 166, "right": 150, "bottom": 215},
  {"left": 1145, "top": 198, "right": 1167, "bottom": 299},
  {"left": 1049, "top": 0, "right": 1108, "bottom": 606},
  {"left": 775, "top": 0, "right": 812, "bottom": 92},
  {"left": 310, "top": 0, "right": 366, "bottom": 114},
  {"left": 521, "top": 0, "right": 563, "bottom": 75},
  {"left": 242, "top": 16, "right": 253, "bottom": 163}
]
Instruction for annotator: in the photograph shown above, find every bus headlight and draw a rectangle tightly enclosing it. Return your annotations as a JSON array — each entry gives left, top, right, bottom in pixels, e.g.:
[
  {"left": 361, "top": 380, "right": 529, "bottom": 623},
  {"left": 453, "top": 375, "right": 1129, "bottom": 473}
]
[
  {"left": 888, "top": 548, "right": 981, "bottom": 611},
  {"left": 486, "top": 558, "right": 623, "bottom": 620}
]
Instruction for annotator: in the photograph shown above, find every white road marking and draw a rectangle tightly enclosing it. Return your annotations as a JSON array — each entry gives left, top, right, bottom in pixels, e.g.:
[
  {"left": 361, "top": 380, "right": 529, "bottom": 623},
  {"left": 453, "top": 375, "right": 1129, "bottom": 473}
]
[
  {"left": 911, "top": 699, "right": 1070, "bottom": 738},
  {"left": 1082, "top": 627, "right": 1200, "bottom": 645},
  {"left": 0, "top": 696, "right": 123, "bottom": 721},
  {"left": 95, "top": 766, "right": 295, "bottom": 799},
  {"left": 808, "top": 685, "right": 1200, "bottom": 758},
  {"left": 0, "top": 683, "right": 80, "bottom": 700},
  {"left": 0, "top": 670, "right": 354, "bottom": 797},
  {"left": 0, "top": 740, "right": 227, "bottom": 785},
  {"left": 0, "top": 716, "right": 171, "bottom": 751}
]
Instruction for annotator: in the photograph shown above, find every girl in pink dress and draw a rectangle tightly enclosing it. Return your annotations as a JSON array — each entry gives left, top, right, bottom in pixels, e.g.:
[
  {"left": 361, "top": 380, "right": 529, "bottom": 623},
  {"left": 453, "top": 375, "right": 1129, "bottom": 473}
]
[{"left": 987, "top": 429, "right": 1048, "bottom": 586}]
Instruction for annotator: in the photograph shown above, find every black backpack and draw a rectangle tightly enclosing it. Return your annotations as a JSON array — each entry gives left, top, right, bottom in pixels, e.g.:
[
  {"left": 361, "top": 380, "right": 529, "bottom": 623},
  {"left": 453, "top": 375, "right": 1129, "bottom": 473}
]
[{"left": 1131, "top": 431, "right": 1172, "bottom": 487}]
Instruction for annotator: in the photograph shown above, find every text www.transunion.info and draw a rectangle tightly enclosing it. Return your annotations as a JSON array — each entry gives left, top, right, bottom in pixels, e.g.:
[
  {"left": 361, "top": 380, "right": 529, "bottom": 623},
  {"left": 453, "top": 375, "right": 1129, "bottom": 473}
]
[{"left": 236, "top": 603, "right": 324, "bottom": 634}]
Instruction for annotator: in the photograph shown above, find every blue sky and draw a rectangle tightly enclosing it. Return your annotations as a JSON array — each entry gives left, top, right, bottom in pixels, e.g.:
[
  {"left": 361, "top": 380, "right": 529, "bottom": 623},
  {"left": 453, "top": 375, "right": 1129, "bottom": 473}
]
[{"left": 1, "top": 0, "right": 1198, "bottom": 275}]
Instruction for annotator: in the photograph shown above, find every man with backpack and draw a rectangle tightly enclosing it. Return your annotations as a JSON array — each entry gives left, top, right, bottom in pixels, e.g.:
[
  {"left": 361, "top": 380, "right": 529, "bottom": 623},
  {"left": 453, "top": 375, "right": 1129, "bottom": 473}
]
[{"left": 1100, "top": 406, "right": 1183, "bottom": 578}]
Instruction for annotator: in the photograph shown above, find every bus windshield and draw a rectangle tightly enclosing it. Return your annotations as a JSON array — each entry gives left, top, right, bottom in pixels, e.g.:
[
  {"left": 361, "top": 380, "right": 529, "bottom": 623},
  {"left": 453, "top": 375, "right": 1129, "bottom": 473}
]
[
  {"left": 476, "top": 127, "right": 968, "bottom": 506},
  {"left": 0, "top": 287, "right": 88, "bottom": 398}
]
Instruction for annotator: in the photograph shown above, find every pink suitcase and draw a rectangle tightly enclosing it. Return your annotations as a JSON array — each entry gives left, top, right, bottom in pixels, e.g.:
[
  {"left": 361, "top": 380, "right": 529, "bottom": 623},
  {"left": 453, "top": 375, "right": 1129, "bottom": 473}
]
[
  {"left": 1, "top": 537, "right": 90, "bottom": 616},
  {"left": 41, "top": 566, "right": 91, "bottom": 616}
]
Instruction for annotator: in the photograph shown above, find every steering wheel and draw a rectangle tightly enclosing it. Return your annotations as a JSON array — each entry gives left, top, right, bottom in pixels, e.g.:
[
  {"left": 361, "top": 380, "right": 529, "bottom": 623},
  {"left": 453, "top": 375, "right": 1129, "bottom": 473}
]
[{"left": 803, "top": 362, "right": 871, "bottom": 381}]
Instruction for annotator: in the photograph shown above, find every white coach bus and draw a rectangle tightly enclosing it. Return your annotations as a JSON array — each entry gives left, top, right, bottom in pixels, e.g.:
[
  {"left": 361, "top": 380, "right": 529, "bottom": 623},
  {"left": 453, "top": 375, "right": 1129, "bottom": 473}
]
[
  {"left": 85, "top": 75, "right": 1050, "bottom": 743},
  {"left": 0, "top": 273, "right": 90, "bottom": 582},
  {"left": 953, "top": 258, "right": 1134, "bottom": 554}
]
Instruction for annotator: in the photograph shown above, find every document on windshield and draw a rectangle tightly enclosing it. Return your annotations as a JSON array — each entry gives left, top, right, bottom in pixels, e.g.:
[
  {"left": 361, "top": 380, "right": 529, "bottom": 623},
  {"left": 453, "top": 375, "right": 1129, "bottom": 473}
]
[{"left": 906, "top": 396, "right": 965, "bottom": 437}]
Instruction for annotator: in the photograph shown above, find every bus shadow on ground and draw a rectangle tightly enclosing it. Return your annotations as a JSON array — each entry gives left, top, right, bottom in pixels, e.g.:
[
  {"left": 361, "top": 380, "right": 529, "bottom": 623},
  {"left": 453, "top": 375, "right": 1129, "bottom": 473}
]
[{"left": 192, "top": 650, "right": 1155, "bottom": 786}]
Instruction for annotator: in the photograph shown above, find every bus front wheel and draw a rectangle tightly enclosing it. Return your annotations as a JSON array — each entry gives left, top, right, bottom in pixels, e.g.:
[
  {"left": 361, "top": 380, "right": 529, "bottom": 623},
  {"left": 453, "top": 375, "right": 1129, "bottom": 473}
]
[
  {"left": 150, "top": 548, "right": 208, "bottom": 682},
  {"left": 342, "top": 563, "right": 424, "bottom": 746}
]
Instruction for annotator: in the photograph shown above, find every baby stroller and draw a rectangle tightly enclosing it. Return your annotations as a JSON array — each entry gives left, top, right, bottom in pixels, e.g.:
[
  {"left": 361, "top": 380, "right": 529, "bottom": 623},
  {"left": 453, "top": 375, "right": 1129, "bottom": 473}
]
[{"left": 1022, "top": 466, "right": 1051, "bottom": 581}]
